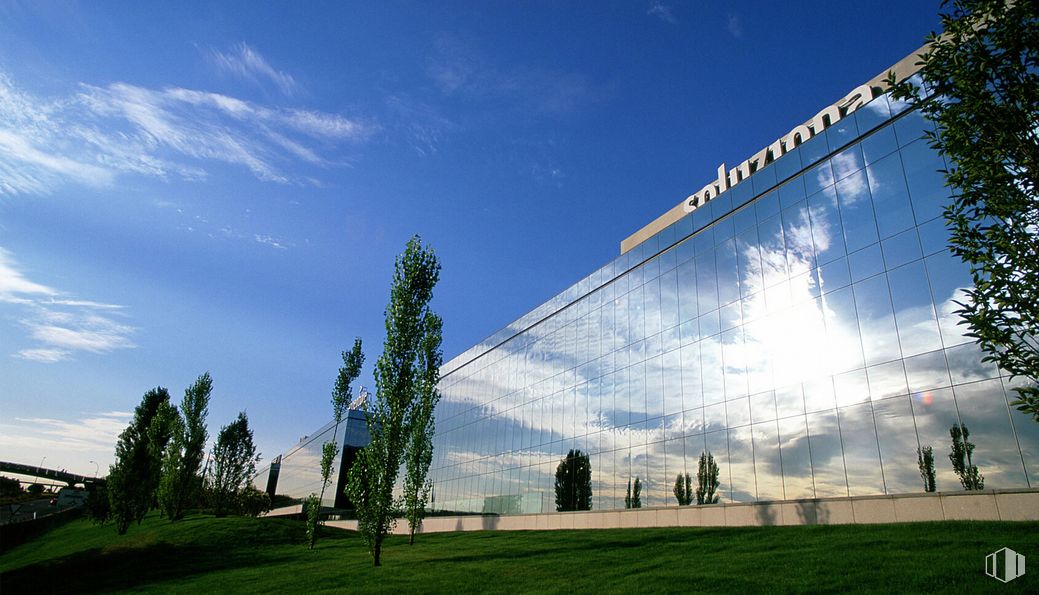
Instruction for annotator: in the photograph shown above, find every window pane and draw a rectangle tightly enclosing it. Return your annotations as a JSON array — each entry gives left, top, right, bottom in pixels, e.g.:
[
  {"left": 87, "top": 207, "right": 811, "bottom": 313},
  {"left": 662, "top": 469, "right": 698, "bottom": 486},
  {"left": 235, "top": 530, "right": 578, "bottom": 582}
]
[
  {"left": 872, "top": 395, "right": 920, "bottom": 494},
  {"left": 839, "top": 402, "right": 884, "bottom": 496},
  {"left": 778, "top": 415, "right": 815, "bottom": 498},
  {"left": 808, "top": 409, "right": 848, "bottom": 497},
  {"left": 753, "top": 421, "right": 784, "bottom": 500},
  {"left": 866, "top": 151, "right": 915, "bottom": 239}
]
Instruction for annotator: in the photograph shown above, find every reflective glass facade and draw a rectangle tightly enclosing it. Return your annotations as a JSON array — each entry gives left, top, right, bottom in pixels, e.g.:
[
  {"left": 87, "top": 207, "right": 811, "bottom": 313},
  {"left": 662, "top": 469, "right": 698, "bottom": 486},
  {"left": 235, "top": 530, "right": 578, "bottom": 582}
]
[
  {"left": 254, "top": 410, "right": 369, "bottom": 508},
  {"left": 428, "top": 89, "right": 1039, "bottom": 515}
]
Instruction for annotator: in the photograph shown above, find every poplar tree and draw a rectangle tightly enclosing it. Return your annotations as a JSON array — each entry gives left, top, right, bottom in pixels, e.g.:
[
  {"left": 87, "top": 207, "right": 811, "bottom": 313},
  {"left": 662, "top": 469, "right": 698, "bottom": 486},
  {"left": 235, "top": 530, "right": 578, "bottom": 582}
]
[
  {"left": 917, "top": 445, "right": 937, "bottom": 492},
  {"left": 108, "top": 387, "right": 171, "bottom": 534},
  {"left": 404, "top": 312, "right": 442, "bottom": 544},
  {"left": 949, "top": 423, "right": 984, "bottom": 490},
  {"left": 158, "top": 372, "right": 212, "bottom": 520},
  {"left": 696, "top": 451, "right": 720, "bottom": 505},
  {"left": 309, "top": 338, "right": 363, "bottom": 549},
  {"left": 553, "top": 449, "right": 593, "bottom": 512},
  {"left": 674, "top": 472, "right": 693, "bottom": 505},
  {"left": 347, "top": 236, "right": 442, "bottom": 567}
]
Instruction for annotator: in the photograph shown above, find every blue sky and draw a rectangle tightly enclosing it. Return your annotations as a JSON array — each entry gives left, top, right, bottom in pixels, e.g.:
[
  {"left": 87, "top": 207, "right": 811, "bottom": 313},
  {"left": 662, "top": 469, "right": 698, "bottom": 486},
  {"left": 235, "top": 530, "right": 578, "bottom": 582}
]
[{"left": 0, "top": 1, "right": 942, "bottom": 476}]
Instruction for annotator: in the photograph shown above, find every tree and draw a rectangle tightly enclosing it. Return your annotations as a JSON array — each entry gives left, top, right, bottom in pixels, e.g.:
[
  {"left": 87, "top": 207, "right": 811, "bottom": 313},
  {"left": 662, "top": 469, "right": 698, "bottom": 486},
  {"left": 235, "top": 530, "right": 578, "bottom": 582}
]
[
  {"left": 918, "top": 445, "right": 937, "bottom": 492},
  {"left": 307, "top": 338, "right": 364, "bottom": 551},
  {"left": 346, "top": 236, "right": 442, "bottom": 567},
  {"left": 404, "top": 312, "right": 442, "bottom": 544},
  {"left": 108, "top": 387, "right": 172, "bottom": 534},
  {"left": 305, "top": 493, "right": 321, "bottom": 550},
  {"left": 0, "top": 476, "right": 23, "bottom": 498},
  {"left": 887, "top": 0, "right": 1039, "bottom": 421},
  {"left": 554, "top": 449, "right": 593, "bottom": 512},
  {"left": 211, "top": 411, "right": 260, "bottom": 516},
  {"left": 321, "top": 338, "right": 364, "bottom": 506},
  {"left": 158, "top": 373, "right": 212, "bottom": 520},
  {"left": 949, "top": 423, "right": 984, "bottom": 490},
  {"left": 236, "top": 485, "right": 271, "bottom": 517},
  {"left": 306, "top": 439, "right": 340, "bottom": 549},
  {"left": 624, "top": 476, "right": 642, "bottom": 509},
  {"left": 696, "top": 451, "right": 720, "bottom": 505},
  {"left": 146, "top": 399, "right": 179, "bottom": 509},
  {"left": 674, "top": 472, "right": 693, "bottom": 506}
]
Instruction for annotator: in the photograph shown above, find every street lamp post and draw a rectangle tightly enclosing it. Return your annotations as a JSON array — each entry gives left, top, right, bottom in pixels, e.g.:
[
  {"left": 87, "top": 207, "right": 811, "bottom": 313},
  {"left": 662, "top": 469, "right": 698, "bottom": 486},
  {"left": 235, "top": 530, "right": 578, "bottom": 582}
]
[
  {"left": 36, "top": 456, "right": 47, "bottom": 496},
  {"left": 89, "top": 460, "right": 99, "bottom": 478}
]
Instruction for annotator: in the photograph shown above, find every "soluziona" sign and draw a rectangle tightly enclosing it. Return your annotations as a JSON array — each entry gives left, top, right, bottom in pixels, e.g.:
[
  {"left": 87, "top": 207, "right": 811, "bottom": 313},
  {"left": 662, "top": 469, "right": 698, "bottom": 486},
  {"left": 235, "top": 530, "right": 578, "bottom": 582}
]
[{"left": 683, "top": 83, "right": 876, "bottom": 213}]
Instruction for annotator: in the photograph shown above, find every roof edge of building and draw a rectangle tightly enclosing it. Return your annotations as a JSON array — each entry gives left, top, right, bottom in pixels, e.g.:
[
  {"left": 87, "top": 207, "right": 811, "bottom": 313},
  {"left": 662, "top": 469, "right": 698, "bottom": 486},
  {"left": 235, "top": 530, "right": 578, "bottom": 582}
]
[{"left": 619, "top": 43, "right": 930, "bottom": 255}]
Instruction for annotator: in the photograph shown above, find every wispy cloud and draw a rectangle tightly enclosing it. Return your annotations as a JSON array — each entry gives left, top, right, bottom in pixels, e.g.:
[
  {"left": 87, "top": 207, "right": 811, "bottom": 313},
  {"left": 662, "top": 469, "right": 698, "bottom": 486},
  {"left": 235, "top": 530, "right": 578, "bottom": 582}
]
[
  {"left": 207, "top": 42, "right": 300, "bottom": 97},
  {"left": 727, "top": 13, "right": 744, "bottom": 39},
  {"left": 0, "top": 247, "right": 135, "bottom": 362},
  {"left": 0, "top": 411, "right": 131, "bottom": 466},
  {"left": 384, "top": 93, "right": 455, "bottom": 157},
  {"left": 426, "top": 35, "right": 595, "bottom": 116},
  {"left": 648, "top": 1, "right": 678, "bottom": 24},
  {"left": 0, "top": 70, "right": 374, "bottom": 195}
]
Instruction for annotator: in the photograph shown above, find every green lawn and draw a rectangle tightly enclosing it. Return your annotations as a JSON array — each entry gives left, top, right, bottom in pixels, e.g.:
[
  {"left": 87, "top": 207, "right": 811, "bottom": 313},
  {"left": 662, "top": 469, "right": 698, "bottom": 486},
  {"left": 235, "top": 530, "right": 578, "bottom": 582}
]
[{"left": 2, "top": 514, "right": 1036, "bottom": 593}]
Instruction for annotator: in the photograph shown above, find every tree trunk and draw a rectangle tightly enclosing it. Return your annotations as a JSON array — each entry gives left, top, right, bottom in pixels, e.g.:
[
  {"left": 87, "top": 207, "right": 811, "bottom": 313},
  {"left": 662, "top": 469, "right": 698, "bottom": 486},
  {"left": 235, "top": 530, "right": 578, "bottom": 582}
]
[
  {"left": 373, "top": 541, "right": 381, "bottom": 566},
  {"left": 409, "top": 527, "right": 415, "bottom": 545}
]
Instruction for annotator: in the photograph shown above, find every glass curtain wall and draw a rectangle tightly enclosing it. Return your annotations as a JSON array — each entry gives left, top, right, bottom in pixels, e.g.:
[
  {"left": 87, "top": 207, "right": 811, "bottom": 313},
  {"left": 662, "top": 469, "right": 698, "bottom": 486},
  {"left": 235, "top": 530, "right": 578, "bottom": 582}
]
[
  {"left": 253, "top": 410, "right": 369, "bottom": 508},
  {"left": 429, "top": 89, "right": 1039, "bottom": 515}
]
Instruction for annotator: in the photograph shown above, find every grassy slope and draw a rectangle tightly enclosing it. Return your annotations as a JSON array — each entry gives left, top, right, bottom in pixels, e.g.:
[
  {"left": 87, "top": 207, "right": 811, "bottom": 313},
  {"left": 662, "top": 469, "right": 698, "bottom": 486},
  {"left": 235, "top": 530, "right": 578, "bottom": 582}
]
[{"left": 2, "top": 515, "right": 1036, "bottom": 593}]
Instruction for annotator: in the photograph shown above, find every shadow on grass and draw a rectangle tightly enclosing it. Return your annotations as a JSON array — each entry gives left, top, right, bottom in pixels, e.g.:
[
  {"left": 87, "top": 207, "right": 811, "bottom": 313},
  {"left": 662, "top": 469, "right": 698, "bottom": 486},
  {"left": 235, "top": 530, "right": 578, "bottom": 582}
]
[{"left": 1, "top": 541, "right": 278, "bottom": 593}]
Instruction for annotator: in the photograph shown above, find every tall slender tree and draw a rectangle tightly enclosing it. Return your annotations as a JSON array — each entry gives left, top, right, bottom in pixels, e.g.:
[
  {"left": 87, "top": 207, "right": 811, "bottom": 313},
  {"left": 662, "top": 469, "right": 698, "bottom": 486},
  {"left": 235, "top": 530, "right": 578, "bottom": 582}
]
[
  {"left": 346, "top": 236, "right": 441, "bottom": 567},
  {"left": 917, "top": 445, "right": 937, "bottom": 492},
  {"left": 404, "top": 312, "right": 442, "bottom": 543},
  {"left": 553, "top": 449, "right": 593, "bottom": 512},
  {"left": 696, "top": 451, "right": 720, "bottom": 505},
  {"left": 158, "top": 372, "right": 212, "bottom": 520},
  {"left": 108, "top": 387, "right": 171, "bottom": 534},
  {"left": 320, "top": 338, "right": 363, "bottom": 508},
  {"left": 146, "top": 399, "right": 179, "bottom": 509},
  {"left": 949, "top": 423, "right": 984, "bottom": 490},
  {"left": 674, "top": 472, "right": 693, "bottom": 505}
]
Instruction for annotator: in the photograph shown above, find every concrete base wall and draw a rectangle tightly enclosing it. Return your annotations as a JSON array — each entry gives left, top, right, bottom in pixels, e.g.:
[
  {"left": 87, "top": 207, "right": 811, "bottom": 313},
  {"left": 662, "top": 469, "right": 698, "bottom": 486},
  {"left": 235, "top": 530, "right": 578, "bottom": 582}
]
[{"left": 325, "top": 489, "right": 1039, "bottom": 535}]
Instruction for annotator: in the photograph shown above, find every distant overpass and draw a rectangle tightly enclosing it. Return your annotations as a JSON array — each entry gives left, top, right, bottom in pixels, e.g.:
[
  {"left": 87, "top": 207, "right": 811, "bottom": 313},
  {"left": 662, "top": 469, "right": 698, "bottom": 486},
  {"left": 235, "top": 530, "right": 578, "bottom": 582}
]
[{"left": 0, "top": 461, "right": 104, "bottom": 487}]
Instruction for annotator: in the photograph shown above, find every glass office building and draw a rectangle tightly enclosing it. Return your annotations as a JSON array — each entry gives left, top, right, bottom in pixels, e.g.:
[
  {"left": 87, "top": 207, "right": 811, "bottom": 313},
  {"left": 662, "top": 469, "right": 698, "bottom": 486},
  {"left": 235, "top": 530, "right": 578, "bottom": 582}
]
[
  {"left": 427, "top": 81, "right": 1039, "bottom": 515},
  {"left": 255, "top": 409, "right": 369, "bottom": 509}
]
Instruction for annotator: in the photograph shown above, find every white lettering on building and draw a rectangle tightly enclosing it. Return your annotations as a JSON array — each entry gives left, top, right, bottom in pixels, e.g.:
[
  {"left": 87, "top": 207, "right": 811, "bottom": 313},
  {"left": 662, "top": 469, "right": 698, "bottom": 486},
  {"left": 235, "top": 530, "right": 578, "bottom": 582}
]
[{"left": 683, "top": 84, "right": 875, "bottom": 213}]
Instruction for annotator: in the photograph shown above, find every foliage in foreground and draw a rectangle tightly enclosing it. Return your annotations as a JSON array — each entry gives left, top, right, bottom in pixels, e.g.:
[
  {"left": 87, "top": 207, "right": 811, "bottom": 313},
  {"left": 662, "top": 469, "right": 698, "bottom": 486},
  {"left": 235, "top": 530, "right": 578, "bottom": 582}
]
[
  {"left": 347, "top": 235, "right": 442, "bottom": 566},
  {"left": 888, "top": 0, "right": 1039, "bottom": 421}
]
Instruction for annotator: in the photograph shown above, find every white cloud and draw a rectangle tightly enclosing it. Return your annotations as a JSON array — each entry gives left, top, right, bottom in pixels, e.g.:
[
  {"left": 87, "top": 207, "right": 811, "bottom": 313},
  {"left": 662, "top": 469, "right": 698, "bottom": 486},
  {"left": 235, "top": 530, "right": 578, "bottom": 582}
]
[
  {"left": 1, "top": 247, "right": 135, "bottom": 363},
  {"left": 0, "top": 247, "right": 57, "bottom": 300},
  {"left": 15, "top": 348, "right": 69, "bottom": 363},
  {"left": 426, "top": 35, "right": 594, "bottom": 116},
  {"left": 0, "top": 69, "right": 373, "bottom": 195},
  {"left": 208, "top": 42, "right": 300, "bottom": 97},
  {"left": 0, "top": 411, "right": 132, "bottom": 472},
  {"left": 648, "top": 1, "right": 677, "bottom": 24},
  {"left": 254, "top": 234, "right": 289, "bottom": 250},
  {"left": 727, "top": 13, "right": 744, "bottom": 39}
]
